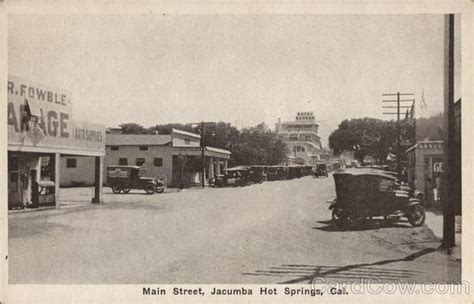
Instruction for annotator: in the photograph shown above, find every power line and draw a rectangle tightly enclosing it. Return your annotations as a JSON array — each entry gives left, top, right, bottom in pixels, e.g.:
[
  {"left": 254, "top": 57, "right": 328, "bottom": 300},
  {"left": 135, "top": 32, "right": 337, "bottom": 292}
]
[{"left": 382, "top": 92, "right": 414, "bottom": 179}]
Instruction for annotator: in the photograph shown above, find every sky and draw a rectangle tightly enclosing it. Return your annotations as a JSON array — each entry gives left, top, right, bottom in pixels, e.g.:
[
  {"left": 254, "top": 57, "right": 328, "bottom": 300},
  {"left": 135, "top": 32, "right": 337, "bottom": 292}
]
[{"left": 8, "top": 14, "right": 461, "bottom": 146}]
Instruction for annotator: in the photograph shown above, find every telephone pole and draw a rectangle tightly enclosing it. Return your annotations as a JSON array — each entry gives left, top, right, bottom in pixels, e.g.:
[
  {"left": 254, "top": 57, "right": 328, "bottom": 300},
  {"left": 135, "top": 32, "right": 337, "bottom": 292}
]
[
  {"left": 441, "top": 14, "right": 455, "bottom": 250},
  {"left": 382, "top": 92, "right": 414, "bottom": 179},
  {"left": 201, "top": 121, "right": 205, "bottom": 188}
]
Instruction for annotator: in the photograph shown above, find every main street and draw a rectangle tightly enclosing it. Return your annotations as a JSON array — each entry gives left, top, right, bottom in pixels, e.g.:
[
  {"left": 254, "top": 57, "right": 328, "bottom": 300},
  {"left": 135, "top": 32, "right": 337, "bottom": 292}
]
[{"left": 9, "top": 175, "right": 460, "bottom": 284}]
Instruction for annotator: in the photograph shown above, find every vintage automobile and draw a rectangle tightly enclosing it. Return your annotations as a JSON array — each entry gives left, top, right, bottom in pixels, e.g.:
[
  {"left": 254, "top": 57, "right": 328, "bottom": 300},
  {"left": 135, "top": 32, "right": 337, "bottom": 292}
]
[
  {"left": 314, "top": 163, "right": 329, "bottom": 178},
  {"left": 106, "top": 165, "right": 165, "bottom": 194},
  {"left": 249, "top": 165, "right": 267, "bottom": 183},
  {"left": 210, "top": 166, "right": 250, "bottom": 187},
  {"left": 303, "top": 165, "right": 313, "bottom": 176},
  {"left": 370, "top": 169, "right": 425, "bottom": 202},
  {"left": 266, "top": 166, "right": 288, "bottom": 181},
  {"left": 287, "top": 165, "right": 304, "bottom": 179},
  {"left": 329, "top": 168, "right": 425, "bottom": 229}
]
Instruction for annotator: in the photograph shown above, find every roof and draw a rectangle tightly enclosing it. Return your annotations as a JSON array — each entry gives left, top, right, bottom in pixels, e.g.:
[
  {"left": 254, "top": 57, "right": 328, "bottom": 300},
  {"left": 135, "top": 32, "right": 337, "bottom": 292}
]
[
  {"left": 333, "top": 168, "right": 397, "bottom": 180},
  {"left": 405, "top": 140, "right": 444, "bottom": 153},
  {"left": 305, "top": 141, "right": 322, "bottom": 149},
  {"left": 205, "top": 146, "right": 231, "bottom": 155},
  {"left": 106, "top": 134, "right": 172, "bottom": 146},
  {"left": 280, "top": 120, "right": 319, "bottom": 126},
  {"left": 226, "top": 166, "right": 249, "bottom": 171},
  {"left": 171, "top": 146, "right": 231, "bottom": 159},
  {"left": 172, "top": 128, "right": 201, "bottom": 139}
]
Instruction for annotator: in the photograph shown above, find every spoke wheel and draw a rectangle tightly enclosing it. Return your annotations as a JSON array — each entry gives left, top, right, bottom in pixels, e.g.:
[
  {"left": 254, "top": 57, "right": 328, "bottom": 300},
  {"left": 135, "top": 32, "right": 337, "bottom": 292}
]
[
  {"left": 111, "top": 184, "right": 122, "bottom": 194},
  {"left": 407, "top": 205, "right": 426, "bottom": 227},
  {"left": 144, "top": 184, "right": 156, "bottom": 194},
  {"left": 122, "top": 186, "right": 131, "bottom": 194}
]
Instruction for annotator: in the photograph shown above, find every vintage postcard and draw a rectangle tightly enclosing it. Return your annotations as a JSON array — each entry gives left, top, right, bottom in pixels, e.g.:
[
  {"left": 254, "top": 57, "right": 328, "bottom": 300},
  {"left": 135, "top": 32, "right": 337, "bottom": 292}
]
[{"left": 1, "top": 0, "right": 472, "bottom": 303}]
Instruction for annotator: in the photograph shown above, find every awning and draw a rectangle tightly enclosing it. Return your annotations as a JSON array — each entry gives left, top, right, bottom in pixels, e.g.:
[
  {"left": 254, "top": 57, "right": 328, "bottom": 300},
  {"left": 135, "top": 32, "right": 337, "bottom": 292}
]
[{"left": 172, "top": 146, "right": 231, "bottom": 160}]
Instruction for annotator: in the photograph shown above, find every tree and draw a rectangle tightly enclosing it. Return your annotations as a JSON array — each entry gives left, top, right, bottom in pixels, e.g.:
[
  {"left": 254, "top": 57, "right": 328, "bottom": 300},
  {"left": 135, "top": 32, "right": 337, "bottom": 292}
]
[
  {"left": 231, "top": 122, "right": 289, "bottom": 166},
  {"left": 328, "top": 118, "right": 397, "bottom": 163},
  {"left": 119, "top": 123, "right": 148, "bottom": 134},
  {"left": 116, "top": 121, "right": 289, "bottom": 167},
  {"left": 150, "top": 123, "right": 194, "bottom": 135},
  {"left": 197, "top": 122, "right": 240, "bottom": 150},
  {"left": 416, "top": 113, "right": 444, "bottom": 141}
]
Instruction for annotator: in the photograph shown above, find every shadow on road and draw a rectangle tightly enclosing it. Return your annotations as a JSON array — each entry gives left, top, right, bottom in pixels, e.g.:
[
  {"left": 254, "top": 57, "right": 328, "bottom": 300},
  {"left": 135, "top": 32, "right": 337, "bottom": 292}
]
[
  {"left": 313, "top": 219, "right": 414, "bottom": 232},
  {"left": 243, "top": 248, "right": 438, "bottom": 284}
]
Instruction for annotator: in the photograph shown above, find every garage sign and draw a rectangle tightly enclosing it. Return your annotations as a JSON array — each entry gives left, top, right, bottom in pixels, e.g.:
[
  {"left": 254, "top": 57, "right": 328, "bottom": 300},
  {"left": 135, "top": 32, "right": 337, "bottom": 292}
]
[{"left": 7, "top": 75, "right": 105, "bottom": 155}]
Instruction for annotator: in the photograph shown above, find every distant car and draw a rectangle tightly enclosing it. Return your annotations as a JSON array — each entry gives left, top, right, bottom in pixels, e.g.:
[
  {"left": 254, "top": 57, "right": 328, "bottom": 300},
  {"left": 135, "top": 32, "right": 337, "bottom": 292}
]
[
  {"left": 265, "top": 166, "right": 287, "bottom": 181},
  {"left": 249, "top": 166, "right": 267, "bottom": 183},
  {"left": 314, "top": 163, "right": 328, "bottom": 178},
  {"left": 106, "top": 165, "right": 165, "bottom": 194},
  {"left": 210, "top": 166, "right": 250, "bottom": 187}
]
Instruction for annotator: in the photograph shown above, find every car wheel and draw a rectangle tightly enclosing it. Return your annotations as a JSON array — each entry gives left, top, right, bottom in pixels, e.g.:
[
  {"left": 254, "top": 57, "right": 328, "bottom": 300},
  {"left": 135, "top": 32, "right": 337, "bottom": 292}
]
[
  {"left": 156, "top": 187, "right": 165, "bottom": 193},
  {"left": 111, "top": 184, "right": 122, "bottom": 194},
  {"left": 407, "top": 205, "right": 426, "bottom": 227},
  {"left": 144, "top": 184, "right": 156, "bottom": 194},
  {"left": 122, "top": 186, "right": 131, "bottom": 194}
]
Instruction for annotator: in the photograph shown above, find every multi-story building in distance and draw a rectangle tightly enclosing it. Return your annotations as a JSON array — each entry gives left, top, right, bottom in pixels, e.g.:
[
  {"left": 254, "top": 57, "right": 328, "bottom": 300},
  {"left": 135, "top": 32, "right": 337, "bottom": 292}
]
[{"left": 275, "top": 111, "right": 322, "bottom": 165}]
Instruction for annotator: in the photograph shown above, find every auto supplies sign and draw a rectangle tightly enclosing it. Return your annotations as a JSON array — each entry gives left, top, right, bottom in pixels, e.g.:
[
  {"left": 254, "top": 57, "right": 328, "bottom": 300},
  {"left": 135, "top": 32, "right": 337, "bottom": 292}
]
[{"left": 7, "top": 75, "right": 105, "bottom": 155}]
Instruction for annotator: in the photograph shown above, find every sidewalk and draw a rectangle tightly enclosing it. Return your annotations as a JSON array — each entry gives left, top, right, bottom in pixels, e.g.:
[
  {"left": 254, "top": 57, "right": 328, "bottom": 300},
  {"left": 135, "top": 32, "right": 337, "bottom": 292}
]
[
  {"left": 425, "top": 207, "right": 462, "bottom": 260},
  {"left": 8, "top": 186, "right": 209, "bottom": 215}
]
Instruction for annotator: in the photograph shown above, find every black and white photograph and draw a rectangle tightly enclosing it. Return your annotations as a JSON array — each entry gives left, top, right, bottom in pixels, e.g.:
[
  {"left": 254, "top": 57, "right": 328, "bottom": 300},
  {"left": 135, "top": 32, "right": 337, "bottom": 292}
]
[{"left": 1, "top": 1, "right": 471, "bottom": 303}]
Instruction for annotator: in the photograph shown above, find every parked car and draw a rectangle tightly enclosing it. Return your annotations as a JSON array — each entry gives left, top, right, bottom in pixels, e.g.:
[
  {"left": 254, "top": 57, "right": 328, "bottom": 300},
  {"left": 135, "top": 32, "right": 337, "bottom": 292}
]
[
  {"left": 303, "top": 165, "right": 313, "bottom": 176},
  {"left": 106, "top": 165, "right": 165, "bottom": 194},
  {"left": 210, "top": 166, "right": 250, "bottom": 187},
  {"left": 249, "top": 165, "right": 267, "bottom": 183},
  {"left": 266, "top": 166, "right": 288, "bottom": 181},
  {"left": 329, "top": 168, "right": 425, "bottom": 229},
  {"left": 288, "top": 165, "right": 304, "bottom": 179}
]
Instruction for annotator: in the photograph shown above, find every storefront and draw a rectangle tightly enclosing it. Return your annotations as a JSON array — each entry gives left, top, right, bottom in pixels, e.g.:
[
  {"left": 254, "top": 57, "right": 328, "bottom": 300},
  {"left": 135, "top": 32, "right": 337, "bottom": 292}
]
[
  {"left": 103, "top": 129, "right": 231, "bottom": 188},
  {"left": 405, "top": 140, "right": 444, "bottom": 206},
  {"left": 7, "top": 75, "right": 105, "bottom": 209}
]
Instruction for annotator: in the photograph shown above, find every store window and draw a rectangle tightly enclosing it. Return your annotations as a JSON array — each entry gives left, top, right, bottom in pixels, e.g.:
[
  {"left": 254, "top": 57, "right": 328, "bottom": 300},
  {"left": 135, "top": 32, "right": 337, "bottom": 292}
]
[
  {"left": 40, "top": 156, "right": 52, "bottom": 180},
  {"left": 139, "top": 146, "right": 148, "bottom": 151},
  {"left": 136, "top": 158, "right": 146, "bottom": 166},
  {"left": 119, "top": 158, "right": 128, "bottom": 166},
  {"left": 289, "top": 134, "right": 298, "bottom": 141},
  {"left": 110, "top": 146, "right": 119, "bottom": 151},
  {"left": 66, "top": 158, "right": 77, "bottom": 168},
  {"left": 185, "top": 138, "right": 191, "bottom": 145},
  {"left": 154, "top": 158, "right": 163, "bottom": 167}
]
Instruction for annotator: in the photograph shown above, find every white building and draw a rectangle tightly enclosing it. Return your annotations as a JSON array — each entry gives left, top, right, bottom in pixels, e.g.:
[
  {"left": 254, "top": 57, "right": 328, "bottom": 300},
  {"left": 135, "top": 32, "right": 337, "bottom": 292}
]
[
  {"left": 61, "top": 128, "right": 231, "bottom": 188},
  {"left": 275, "top": 112, "right": 323, "bottom": 165}
]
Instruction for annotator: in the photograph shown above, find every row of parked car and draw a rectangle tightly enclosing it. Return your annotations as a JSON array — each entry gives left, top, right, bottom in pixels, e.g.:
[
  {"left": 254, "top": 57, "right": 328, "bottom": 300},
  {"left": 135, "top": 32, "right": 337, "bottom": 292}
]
[
  {"left": 210, "top": 163, "right": 329, "bottom": 188},
  {"left": 106, "top": 163, "right": 332, "bottom": 194}
]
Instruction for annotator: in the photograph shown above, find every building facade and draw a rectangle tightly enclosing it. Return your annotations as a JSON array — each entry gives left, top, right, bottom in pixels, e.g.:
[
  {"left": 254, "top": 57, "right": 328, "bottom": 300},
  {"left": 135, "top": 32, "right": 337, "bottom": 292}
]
[
  {"left": 7, "top": 75, "right": 105, "bottom": 209},
  {"left": 61, "top": 128, "right": 231, "bottom": 188},
  {"left": 406, "top": 140, "right": 444, "bottom": 206},
  {"left": 275, "top": 112, "right": 323, "bottom": 165}
]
